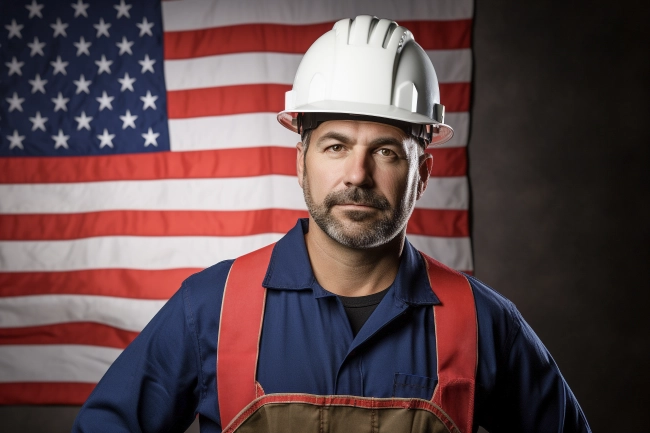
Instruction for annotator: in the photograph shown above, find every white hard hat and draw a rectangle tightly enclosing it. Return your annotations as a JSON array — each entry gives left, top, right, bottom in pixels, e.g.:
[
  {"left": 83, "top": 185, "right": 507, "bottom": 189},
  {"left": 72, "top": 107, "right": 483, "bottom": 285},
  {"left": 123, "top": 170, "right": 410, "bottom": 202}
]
[{"left": 277, "top": 15, "right": 454, "bottom": 147}]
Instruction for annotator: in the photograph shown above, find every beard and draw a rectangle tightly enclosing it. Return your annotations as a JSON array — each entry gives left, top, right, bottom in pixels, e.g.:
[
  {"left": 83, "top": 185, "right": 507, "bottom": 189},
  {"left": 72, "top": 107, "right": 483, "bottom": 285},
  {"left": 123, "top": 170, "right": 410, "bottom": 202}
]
[{"left": 303, "top": 175, "right": 415, "bottom": 249}]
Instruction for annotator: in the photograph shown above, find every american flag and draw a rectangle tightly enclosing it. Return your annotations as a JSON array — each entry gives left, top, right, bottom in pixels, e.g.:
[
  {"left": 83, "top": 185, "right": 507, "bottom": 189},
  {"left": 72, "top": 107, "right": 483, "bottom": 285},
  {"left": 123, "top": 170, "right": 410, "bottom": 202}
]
[{"left": 0, "top": 0, "right": 473, "bottom": 405}]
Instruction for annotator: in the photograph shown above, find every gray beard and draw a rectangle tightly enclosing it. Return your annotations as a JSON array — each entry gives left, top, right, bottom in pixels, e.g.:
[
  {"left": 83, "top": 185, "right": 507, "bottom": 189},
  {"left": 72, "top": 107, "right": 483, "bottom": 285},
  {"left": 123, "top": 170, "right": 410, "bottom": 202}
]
[{"left": 303, "top": 176, "right": 414, "bottom": 249}]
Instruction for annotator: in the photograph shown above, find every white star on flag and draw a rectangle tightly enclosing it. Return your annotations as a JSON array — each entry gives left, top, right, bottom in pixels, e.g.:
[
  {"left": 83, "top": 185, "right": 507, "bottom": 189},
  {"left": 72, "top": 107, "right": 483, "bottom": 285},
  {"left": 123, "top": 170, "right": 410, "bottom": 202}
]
[
  {"left": 25, "top": 1, "right": 44, "bottom": 19},
  {"left": 7, "top": 130, "right": 26, "bottom": 149},
  {"left": 142, "top": 127, "right": 160, "bottom": 147},
  {"left": 51, "top": 92, "right": 70, "bottom": 112},
  {"left": 28, "top": 74, "right": 48, "bottom": 94},
  {"left": 29, "top": 112, "right": 48, "bottom": 131},
  {"left": 6, "top": 57, "right": 24, "bottom": 76},
  {"left": 95, "top": 55, "right": 113, "bottom": 74},
  {"left": 94, "top": 18, "right": 111, "bottom": 38},
  {"left": 71, "top": 0, "right": 90, "bottom": 18},
  {"left": 140, "top": 91, "right": 158, "bottom": 110},
  {"left": 74, "top": 36, "right": 91, "bottom": 56},
  {"left": 6, "top": 93, "right": 25, "bottom": 112},
  {"left": 50, "top": 56, "right": 69, "bottom": 75},
  {"left": 116, "top": 37, "right": 134, "bottom": 55},
  {"left": 118, "top": 72, "right": 136, "bottom": 92},
  {"left": 27, "top": 36, "right": 46, "bottom": 56},
  {"left": 114, "top": 0, "right": 133, "bottom": 19},
  {"left": 138, "top": 54, "right": 155, "bottom": 73},
  {"left": 97, "top": 129, "right": 115, "bottom": 148},
  {"left": 136, "top": 17, "right": 154, "bottom": 37},
  {"left": 74, "top": 111, "right": 93, "bottom": 130},
  {"left": 119, "top": 110, "right": 138, "bottom": 129},
  {"left": 51, "top": 18, "right": 68, "bottom": 38},
  {"left": 5, "top": 19, "right": 24, "bottom": 39},
  {"left": 73, "top": 75, "right": 91, "bottom": 94},
  {"left": 52, "top": 129, "right": 70, "bottom": 149},
  {"left": 96, "top": 91, "right": 114, "bottom": 111}
]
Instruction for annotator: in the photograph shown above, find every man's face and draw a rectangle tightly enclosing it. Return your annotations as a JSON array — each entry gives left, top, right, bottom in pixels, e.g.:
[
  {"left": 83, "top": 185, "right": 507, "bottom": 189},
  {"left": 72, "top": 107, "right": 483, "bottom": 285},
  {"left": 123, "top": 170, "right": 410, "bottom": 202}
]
[{"left": 297, "top": 120, "right": 431, "bottom": 249}]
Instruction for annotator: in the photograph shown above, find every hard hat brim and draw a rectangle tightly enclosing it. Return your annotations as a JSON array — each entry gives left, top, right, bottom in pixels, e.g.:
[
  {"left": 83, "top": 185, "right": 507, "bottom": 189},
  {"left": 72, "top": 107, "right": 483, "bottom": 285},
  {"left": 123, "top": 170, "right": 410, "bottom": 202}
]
[{"left": 277, "top": 100, "right": 454, "bottom": 146}]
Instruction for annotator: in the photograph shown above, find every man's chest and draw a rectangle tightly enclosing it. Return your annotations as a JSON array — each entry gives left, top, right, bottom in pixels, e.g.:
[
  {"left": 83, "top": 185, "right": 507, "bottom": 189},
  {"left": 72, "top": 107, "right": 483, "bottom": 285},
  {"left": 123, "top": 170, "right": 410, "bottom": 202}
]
[{"left": 254, "top": 291, "right": 439, "bottom": 400}]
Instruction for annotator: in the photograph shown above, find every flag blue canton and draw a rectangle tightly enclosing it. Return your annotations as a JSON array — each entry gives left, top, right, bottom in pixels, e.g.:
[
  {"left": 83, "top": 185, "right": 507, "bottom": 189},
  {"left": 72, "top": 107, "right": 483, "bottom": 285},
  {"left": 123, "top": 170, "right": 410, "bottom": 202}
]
[{"left": 0, "top": 0, "right": 170, "bottom": 156}]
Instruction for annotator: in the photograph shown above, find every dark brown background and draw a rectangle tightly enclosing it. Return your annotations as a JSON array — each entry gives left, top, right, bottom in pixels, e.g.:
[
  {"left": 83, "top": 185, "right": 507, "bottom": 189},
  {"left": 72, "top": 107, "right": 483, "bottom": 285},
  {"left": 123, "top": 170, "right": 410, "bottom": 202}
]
[{"left": 2, "top": 0, "right": 649, "bottom": 431}]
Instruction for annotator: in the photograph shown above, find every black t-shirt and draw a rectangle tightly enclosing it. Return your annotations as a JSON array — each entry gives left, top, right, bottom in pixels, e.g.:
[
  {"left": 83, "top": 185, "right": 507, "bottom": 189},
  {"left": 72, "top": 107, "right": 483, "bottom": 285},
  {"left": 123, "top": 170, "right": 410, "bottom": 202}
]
[{"left": 338, "top": 287, "right": 390, "bottom": 336}]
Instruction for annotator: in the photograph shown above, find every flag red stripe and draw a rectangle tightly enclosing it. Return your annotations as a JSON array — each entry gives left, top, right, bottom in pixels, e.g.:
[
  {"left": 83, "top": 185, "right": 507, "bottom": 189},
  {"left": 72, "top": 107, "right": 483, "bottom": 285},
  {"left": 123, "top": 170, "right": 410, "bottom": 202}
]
[
  {"left": 163, "top": 20, "right": 472, "bottom": 60},
  {"left": 402, "top": 20, "right": 472, "bottom": 50},
  {"left": 0, "top": 209, "right": 467, "bottom": 241},
  {"left": 0, "top": 146, "right": 464, "bottom": 184},
  {"left": 0, "top": 147, "right": 297, "bottom": 184},
  {"left": 407, "top": 209, "right": 469, "bottom": 238},
  {"left": 167, "top": 84, "right": 288, "bottom": 118},
  {"left": 166, "top": 83, "right": 469, "bottom": 119},
  {"left": 0, "top": 382, "right": 94, "bottom": 405},
  {"left": 0, "top": 323, "right": 138, "bottom": 349},
  {"left": 0, "top": 269, "right": 198, "bottom": 298},
  {"left": 440, "top": 82, "right": 471, "bottom": 113},
  {"left": 0, "top": 209, "right": 308, "bottom": 240},
  {"left": 427, "top": 146, "right": 467, "bottom": 176}
]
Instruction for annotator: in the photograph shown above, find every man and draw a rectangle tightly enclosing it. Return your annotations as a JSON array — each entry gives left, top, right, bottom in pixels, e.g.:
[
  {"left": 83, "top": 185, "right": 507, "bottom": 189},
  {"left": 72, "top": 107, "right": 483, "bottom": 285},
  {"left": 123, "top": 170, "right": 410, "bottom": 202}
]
[{"left": 73, "top": 16, "right": 591, "bottom": 432}]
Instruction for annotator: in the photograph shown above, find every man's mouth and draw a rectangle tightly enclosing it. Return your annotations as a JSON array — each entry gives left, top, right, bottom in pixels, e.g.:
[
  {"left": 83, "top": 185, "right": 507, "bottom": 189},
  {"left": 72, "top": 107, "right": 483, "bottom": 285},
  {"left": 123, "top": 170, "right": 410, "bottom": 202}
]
[
  {"left": 337, "top": 202, "right": 374, "bottom": 207},
  {"left": 324, "top": 188, "right": 391, "bottom": 211}
]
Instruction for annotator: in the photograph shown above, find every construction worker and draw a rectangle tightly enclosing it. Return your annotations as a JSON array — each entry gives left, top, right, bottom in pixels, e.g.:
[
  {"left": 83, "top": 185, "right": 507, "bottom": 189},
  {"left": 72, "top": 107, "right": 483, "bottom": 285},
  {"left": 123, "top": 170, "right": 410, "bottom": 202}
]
[{"left": 73, "top": 16, "right": 591, "bottom": 433}]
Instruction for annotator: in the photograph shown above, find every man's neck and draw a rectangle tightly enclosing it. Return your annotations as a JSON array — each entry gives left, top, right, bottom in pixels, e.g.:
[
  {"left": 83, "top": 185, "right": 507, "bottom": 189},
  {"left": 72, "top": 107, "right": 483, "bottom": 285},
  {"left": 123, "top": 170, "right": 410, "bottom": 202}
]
[{"left": 303, "top": 218, "right": 404, "bottom": 297}]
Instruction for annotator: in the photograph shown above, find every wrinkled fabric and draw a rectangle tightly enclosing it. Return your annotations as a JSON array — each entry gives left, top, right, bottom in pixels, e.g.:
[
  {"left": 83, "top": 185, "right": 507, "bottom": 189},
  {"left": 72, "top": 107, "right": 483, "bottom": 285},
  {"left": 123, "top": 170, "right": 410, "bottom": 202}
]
[{"left": 73, "top": 219, "right": 591, "bottom": 433}]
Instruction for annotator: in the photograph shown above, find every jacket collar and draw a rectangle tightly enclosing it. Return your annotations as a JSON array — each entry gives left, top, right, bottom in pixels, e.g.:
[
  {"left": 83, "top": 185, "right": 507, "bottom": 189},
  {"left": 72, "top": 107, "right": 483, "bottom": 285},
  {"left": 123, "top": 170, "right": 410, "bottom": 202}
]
[{"left": 262, "top": 219, "right": 440, "bottom": 306}]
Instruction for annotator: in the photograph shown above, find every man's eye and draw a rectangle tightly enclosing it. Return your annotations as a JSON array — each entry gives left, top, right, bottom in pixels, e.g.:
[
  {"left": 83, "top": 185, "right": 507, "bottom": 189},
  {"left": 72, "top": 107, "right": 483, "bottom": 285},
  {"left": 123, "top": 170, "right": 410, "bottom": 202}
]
[
  {"left": 328, "top": 144, "right": 343, "bottom": 152},
  {"left": 377, "top": 148, "right": 395, "bottom": 157}
]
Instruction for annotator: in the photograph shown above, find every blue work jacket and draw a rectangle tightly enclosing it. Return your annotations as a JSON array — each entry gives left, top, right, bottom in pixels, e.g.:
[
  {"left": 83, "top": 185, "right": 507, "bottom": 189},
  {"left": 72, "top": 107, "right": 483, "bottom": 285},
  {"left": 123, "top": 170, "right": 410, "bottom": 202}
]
[{"left": 73, "top": 219, "right": 591, "bottom": 433}]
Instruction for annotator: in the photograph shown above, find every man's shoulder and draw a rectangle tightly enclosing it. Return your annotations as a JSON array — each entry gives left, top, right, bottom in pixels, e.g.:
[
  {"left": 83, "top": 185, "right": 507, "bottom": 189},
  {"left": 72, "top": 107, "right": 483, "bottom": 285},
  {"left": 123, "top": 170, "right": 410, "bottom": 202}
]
[
  {"left": 463, "top": 274, "right": 523, "bottom": 344},
  {"left": 177, "top": 259, "right": 236, "bottom": 316},
  {"left": 465, "top": 275, "right": 517, "bottom": 314},
  {"left": 183, "top": 259, "right": 235, "bottom": 292}
]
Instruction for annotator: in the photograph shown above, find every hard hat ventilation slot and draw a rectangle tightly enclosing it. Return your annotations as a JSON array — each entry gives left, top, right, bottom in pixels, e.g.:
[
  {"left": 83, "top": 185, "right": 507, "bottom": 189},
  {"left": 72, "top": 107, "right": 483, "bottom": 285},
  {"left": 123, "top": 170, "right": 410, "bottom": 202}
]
[
  {"left": 367, "top": 18, "right": 379, "bottom": 43},
  {"left": 382, "top": 23, "right": 397, "bottom": 48}
]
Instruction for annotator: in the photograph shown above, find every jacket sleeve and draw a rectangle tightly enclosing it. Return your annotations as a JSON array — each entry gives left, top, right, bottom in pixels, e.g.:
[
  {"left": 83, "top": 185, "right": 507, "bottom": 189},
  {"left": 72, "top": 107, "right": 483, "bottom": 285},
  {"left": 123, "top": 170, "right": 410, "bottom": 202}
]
[
  {"left": 72, "top": 281, "right": 202, "bottom": 433},
  {"left": 489, "top": 308, "right": 592, "bottom": 433}
]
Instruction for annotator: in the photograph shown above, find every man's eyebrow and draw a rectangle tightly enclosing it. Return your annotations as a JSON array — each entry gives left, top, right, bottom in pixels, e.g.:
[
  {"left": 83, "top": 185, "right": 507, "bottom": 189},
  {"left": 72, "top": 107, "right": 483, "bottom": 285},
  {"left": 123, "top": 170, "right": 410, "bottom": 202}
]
[
  {"left": 368, "top": 136, "right": 405, "bottom": 147},
  {"left": 315, "top": 133, "right": 405, "bottom": 148},
  {"left": 316, "top": 131, "right": 352, "bottom": 145}
]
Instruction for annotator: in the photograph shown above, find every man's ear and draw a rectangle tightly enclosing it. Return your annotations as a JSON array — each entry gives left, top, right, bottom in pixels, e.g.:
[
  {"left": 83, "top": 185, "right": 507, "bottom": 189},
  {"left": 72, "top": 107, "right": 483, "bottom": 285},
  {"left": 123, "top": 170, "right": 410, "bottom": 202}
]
[
  {"left": 296, "top": 141, "right": 305, "bottom": 188},
  {"left": 416, "top": 152, "right": 433, "bottom": 200}
]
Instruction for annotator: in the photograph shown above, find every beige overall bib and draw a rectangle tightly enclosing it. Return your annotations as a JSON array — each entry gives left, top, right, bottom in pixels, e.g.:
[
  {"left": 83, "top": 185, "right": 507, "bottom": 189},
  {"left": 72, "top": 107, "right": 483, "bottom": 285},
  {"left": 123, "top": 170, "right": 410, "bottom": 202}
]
[{"left": 217, "top": 244, "right": 477, "bottom": 433}]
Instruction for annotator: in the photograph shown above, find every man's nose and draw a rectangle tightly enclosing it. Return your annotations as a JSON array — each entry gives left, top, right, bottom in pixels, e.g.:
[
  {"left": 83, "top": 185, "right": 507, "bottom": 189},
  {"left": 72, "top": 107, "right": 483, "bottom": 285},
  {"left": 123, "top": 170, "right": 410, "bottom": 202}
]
[{"left": 343, "top": 151, "right": 374, "bottom": 188}]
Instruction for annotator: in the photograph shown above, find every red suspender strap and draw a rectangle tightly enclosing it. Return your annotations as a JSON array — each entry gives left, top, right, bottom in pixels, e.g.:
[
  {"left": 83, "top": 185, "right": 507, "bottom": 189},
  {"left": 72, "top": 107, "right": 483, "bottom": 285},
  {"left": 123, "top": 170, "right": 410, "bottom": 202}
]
[
  {"left": 421, "top": 252, "right": 478, "bottom": 433},
  {"left": 217, "top": 243, "right": 275, "bottom": 428}
]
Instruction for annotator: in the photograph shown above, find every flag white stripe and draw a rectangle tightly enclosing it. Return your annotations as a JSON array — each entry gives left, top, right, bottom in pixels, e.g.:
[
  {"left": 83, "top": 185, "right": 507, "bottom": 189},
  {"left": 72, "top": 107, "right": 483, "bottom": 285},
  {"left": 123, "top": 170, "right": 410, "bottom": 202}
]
[
  {"left": 431, "top": 49, "right": 472, "bottom": 83},
  {"left": 419, "top": 177, "right": 469, "bottom": 210},
  {"left": 164, "top": 52, "right": 302, "bottom": 91},
  {"left": 440, "top": 112, "right": 469, "bottom": 148},
  {"left": 168, "top": 113, "right": 299, "bottom": 151},
  {"left": 0, "top": 176, "right": 468, "bottom": 214},
  {"left": 162, "top": 0, "right": 474, "bottom": 32},
  {"left": 0, "top": 235, "right": 282, "bottom": 271},
  {"left": 407, "top": 235, "right": 474, "bottom": 271},
  {"left": 0, "top": 345, "right": 120, "bottom": 383},
  {"left": 0, "top": 295, "right": 166, "bottom": 331},
  {"left": 0, "top": 234, "right": 470, "bottom": 271},
  {"left": 0, "top": 176, "right": 306, "bottom": 214},
  {"left": 164, "top": 50, "right": 471, "bottom": 91},
  {"left": 168, "top": 112, "right": 469, "bottom": 152}
]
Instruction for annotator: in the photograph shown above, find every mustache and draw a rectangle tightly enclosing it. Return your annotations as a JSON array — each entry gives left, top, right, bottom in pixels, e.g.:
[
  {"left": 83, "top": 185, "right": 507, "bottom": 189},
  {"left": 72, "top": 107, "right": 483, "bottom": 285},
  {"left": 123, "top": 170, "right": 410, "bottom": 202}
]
[{"left": 323, "top": 188, "right": 391, "bottom": 211}]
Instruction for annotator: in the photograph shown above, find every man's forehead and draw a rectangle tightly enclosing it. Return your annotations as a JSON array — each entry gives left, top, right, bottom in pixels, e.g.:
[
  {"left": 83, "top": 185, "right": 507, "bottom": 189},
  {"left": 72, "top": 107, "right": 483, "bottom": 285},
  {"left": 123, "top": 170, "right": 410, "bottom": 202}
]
[{"left": 313, "top": 119, "right": 409, "bottom": 142}]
